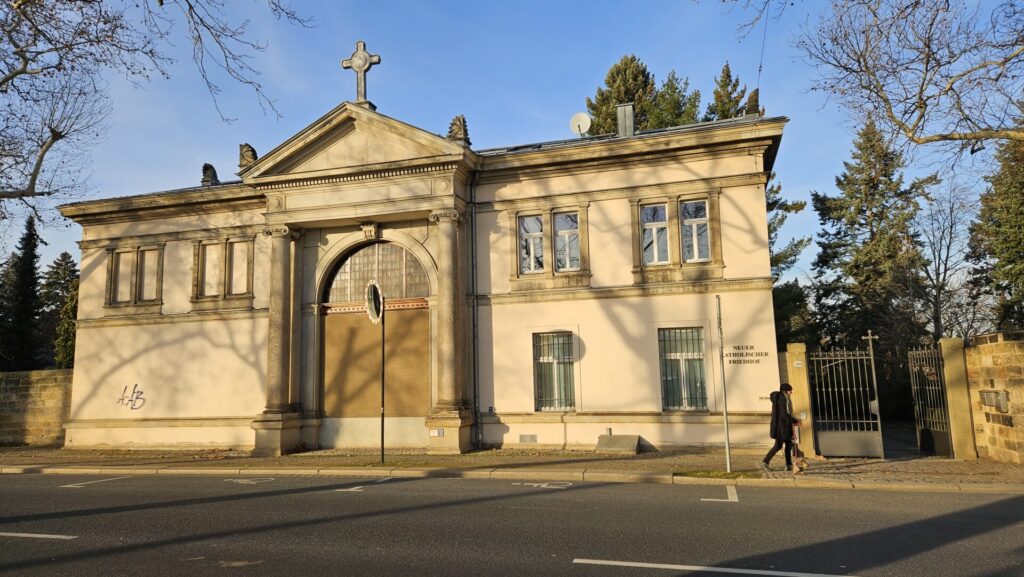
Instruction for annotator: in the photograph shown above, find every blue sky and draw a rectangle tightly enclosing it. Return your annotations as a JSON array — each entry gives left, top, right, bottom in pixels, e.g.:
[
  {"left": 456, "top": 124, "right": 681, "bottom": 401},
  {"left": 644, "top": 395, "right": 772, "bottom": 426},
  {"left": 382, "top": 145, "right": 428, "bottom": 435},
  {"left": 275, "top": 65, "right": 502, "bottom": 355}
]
[{"left": 10, "top": 0, "right": 867, "bottom": 281}]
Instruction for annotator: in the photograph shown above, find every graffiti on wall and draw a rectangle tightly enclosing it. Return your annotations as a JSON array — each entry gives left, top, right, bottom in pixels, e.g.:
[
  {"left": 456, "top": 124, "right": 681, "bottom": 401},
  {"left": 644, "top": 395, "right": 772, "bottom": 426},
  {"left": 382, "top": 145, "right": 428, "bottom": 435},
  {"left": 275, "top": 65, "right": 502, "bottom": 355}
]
[{"left": 117, "top": 384, "right": 146, "bottom": 410}]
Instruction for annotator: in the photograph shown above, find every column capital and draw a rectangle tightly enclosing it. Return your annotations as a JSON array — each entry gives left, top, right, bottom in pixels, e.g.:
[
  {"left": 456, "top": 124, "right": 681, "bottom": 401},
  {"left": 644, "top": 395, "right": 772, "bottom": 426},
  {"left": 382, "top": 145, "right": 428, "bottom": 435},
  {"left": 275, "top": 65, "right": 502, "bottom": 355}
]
[
  {"left": 262, "top": 225, "right": 300, "bottom": 240},
  {"left": 429, "top": 209, "right": 462, "bottom": 224}
]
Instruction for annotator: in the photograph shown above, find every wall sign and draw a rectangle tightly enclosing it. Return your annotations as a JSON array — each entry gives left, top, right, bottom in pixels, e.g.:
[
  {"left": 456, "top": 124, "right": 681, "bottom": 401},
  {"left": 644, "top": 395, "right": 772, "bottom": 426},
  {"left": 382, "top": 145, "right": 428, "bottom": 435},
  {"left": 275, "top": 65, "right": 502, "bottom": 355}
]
[{"left": 724, "top": 345, "right": 769, "bottom": 365}]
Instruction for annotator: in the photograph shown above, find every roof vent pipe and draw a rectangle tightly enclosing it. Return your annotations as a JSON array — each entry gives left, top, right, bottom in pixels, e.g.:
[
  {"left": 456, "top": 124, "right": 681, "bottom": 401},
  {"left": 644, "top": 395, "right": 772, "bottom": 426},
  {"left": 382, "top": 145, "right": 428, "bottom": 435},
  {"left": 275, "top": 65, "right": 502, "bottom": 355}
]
[{"left": 616, "top": 103, "right": 635, "bottom": 138}]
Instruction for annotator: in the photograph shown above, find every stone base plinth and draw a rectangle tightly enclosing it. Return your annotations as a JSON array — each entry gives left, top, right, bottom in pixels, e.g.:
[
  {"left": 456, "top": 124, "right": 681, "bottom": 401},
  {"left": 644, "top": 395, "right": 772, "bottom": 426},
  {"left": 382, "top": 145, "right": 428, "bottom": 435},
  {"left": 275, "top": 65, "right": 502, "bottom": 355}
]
[
  {"left": 251, "top": 412, "right": 302, "bottom": 457},
  {"left": 424, "top": 409, "right": 474, "bottom": 454}
]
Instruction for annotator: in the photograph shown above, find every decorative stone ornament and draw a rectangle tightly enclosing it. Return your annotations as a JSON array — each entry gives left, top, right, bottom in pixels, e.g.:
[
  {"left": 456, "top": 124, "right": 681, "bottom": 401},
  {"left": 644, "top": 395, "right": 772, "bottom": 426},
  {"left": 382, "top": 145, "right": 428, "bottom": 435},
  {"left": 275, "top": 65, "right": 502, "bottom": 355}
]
[
  {"left": 238, "top": 143, "right": 258, "bottom": 169},
  {"left": 201, "top": 163, "right": 219, "bottom": 186},
  {"left": 341, "top": 40, "right": 381, "bottom": 109},
  {"left": 361, "top": 223, "right": 379, "bottom": 239},
  {"left": 447, "top": 115, "right": 471, "bottom": 146}
]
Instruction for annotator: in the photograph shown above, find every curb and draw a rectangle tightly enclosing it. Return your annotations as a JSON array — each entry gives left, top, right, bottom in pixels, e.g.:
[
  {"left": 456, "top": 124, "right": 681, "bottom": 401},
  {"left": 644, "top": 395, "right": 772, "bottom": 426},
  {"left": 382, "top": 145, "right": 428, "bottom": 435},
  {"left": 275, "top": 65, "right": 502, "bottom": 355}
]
[{"left": 1, "top": 465, "right": 1021, "bottom": 494}]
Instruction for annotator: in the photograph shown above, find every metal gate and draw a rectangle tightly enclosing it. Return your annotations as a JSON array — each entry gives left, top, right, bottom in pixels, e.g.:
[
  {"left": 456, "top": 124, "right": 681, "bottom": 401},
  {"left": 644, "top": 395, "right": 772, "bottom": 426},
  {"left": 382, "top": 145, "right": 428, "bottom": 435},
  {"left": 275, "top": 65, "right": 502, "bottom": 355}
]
[
  {"left": 809, "top": 344, "right": 884, "bottom": 458},
  {"left": 907, "top": 347, "right": 952, "bottom": 457}
]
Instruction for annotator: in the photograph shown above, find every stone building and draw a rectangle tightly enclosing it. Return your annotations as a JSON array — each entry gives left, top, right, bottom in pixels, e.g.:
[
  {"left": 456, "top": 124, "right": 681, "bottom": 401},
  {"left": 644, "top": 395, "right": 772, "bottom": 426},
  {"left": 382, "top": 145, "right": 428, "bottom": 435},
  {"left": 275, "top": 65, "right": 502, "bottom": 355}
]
[{"left": 59, "top": 44, "right": 786, "bottom": 455}]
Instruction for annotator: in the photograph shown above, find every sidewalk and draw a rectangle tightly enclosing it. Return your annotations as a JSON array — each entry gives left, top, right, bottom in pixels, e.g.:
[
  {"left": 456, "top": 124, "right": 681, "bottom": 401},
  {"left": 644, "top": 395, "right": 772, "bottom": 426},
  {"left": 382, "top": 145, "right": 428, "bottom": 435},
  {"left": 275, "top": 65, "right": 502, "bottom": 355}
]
[{"left": 2, "top": 445, "right": 1021, "bottom": 494}]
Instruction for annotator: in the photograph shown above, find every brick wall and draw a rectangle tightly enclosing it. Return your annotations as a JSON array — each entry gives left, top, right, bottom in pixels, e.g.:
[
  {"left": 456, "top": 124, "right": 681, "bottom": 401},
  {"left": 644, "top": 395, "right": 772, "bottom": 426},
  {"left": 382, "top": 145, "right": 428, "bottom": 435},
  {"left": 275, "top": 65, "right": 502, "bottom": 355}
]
[
  {"left": 965, "top": 332, "right": 1024, "bottom": 464},
  {"left": 0, "top": 369, "right": 73, "bottom": 446}
]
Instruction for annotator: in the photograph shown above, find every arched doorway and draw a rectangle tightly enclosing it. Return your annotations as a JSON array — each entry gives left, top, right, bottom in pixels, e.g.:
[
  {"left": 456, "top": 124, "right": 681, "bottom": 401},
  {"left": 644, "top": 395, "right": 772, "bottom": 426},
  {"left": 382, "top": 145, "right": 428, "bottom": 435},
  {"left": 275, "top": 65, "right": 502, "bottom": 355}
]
[{"left": 320, "top": 241, "right": 431, "bottom": 447}]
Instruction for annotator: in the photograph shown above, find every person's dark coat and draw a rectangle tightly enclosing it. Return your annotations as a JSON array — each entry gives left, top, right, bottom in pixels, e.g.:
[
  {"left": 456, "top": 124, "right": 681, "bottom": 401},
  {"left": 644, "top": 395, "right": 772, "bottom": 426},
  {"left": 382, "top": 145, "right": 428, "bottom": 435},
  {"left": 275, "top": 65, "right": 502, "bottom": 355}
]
[{"left": 769, "top": 390, "right": 794, "bottom": 441}]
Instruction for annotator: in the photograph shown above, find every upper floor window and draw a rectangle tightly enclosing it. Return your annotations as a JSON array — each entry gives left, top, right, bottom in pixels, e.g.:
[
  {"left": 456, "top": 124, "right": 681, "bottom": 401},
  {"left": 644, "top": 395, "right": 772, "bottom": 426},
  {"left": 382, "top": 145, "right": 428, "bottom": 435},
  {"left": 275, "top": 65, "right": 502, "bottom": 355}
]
[
  {"left": 105, "top": 245, "right": 163, "bottom": 314},
  {"left": 680, "top": 200, "right": 710, "bottom": 262},
  {"left": 518, "top": 215, "right": 544, "bottom": 274},
  {"left": 554, "top": 212, "right": 580, "bottom": 272},
  {"left": 641, "top": 204, "right": 669, "bottom": 265},
  {"left": 192, "top": 237, "right": 254, "bottom": 310}
]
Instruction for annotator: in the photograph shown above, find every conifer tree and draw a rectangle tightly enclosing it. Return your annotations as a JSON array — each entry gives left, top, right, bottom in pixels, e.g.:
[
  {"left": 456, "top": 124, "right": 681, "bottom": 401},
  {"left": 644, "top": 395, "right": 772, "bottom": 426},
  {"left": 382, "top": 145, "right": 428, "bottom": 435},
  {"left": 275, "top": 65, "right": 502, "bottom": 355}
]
[
  {"left": 765, "top": 172, "right": 812, "bottom": 349},
  {"left": 703, "top": 62, "right": 747, "bottom": 121},
  {"left": 54, "top": 280, "right": 78, "bottom": 369},
  {"left": 811, "top": 119, "right": 933, "bottom": 416},
  {"left": 0, "top": 217, "right": 42, "bottom": 371},
  {"left": 38, "top": 252, "right": 79, "bottom": 367},
  {"left": 766, "top": 173, "right": 810, "bottom": 281},
  {"left": 969, "top": 127, "right": 1024, "bottom": 329},
  {"left": 586, "top": 55, "right": 657, "bottom": 135},
  {"left": 647, "top": 71, "right": 702, "bottom": 129},
  {"left": 811, "top": 119, "right": 931, "bottom": 349}
]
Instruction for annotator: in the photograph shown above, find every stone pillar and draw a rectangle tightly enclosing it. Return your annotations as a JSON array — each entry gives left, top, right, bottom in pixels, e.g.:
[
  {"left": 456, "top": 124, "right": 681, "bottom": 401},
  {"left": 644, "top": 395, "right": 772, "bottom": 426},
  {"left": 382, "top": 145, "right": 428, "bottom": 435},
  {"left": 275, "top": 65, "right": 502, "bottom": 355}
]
[
  {"left": 430, "top": 209, "right": 462, "bottom": 410},
  {"left": 939, "top": 337, "right": 978, "bottom": 460},
  {"left": 425, "top": 209, "right": 473, "bottom": 453},
  {"left": 251, "top": 225, "right": 301, "bottom": 456},
  {"left": 786, "top": 342, "right": 816, "bottom": 457}
]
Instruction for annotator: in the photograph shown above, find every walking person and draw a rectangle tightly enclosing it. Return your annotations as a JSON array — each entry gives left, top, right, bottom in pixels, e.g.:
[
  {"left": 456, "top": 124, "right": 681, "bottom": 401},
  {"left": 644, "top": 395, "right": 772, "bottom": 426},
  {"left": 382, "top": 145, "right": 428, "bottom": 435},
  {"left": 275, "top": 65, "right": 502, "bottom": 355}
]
[{"left": 760, "top": 383, "right": 800, "bottom": 474}]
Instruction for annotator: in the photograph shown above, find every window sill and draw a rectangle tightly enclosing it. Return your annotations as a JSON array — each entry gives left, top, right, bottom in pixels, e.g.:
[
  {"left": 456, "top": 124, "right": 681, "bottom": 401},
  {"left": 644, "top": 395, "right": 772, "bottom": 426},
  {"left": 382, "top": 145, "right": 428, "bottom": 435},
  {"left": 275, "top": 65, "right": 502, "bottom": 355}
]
[
  {"left": 510, "top": 271, "right": 592, "bottom": 292},
  {"left": 633, "top": 263, "right": 724, "bottom": 284},
  {"left": 190, "top": 294, "right": 255, "bottom": 312},
  {"left": 104, "top": 302, "right": 163, "bottom": 317}
]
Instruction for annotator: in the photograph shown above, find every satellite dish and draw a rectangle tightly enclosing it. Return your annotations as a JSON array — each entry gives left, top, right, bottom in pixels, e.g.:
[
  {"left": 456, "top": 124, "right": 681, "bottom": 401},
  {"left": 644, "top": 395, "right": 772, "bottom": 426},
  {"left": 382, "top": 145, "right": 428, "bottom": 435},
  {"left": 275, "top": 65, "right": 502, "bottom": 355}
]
[{"left": 569, "top": 112, "right": 591, "bottom": 137}]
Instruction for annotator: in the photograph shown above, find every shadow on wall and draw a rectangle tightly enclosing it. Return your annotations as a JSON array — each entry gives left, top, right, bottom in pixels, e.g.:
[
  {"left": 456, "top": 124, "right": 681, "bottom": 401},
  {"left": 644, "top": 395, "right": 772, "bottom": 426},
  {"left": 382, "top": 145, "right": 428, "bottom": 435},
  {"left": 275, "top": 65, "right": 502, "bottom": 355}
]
[{"left": 0, "top": 369, "right": 73, "bottom": 446}]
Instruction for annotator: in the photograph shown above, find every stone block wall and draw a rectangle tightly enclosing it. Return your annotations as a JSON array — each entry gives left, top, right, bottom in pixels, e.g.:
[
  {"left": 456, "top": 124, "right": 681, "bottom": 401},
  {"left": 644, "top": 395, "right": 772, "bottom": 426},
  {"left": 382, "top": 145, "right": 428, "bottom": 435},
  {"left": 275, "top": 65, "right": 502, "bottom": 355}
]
[
  {"left": 0, "top": 369, "right": 73, "bottom": 446},
  {"left": 965, "top": 332, "right": 1024, "bottom": 464}
]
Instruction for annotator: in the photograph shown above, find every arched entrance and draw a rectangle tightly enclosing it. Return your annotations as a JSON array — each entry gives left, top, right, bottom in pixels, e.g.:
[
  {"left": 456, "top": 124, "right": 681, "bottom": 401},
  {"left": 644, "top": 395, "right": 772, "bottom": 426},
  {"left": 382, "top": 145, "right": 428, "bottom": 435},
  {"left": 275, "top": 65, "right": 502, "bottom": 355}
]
[{"left": 319, "top": 241, "right": 431, "bottom": 448}]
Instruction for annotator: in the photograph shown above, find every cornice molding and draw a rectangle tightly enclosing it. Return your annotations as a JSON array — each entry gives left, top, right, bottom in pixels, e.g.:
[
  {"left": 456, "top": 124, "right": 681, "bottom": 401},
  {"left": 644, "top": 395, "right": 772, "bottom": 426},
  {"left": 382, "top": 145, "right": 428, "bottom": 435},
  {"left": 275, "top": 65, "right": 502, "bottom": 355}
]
[
  {"left": 252, "top": 159, "right": 463, "bottom": 192},
  {"left": 77, "top": 307, "right": 269, "bottom": 329},
  {"left": 477, "top": 173, "right": 767, "bottom": 213},
  {"left": 476, "top": 277, "right": 773, "bottom": 306}
]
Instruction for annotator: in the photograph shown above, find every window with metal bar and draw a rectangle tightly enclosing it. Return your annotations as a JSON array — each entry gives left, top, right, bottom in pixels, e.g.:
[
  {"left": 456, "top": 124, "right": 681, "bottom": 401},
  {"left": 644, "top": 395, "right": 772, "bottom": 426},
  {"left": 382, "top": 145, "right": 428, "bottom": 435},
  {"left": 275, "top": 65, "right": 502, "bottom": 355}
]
[
  {"left": 641, "top": 204, "right": 669, "bottom": 265},
  {"left": 658, "top": 328, "right": 707, "bottom": 410},
  {"left": 533, "top": 332, "right": 575, "bottom": 411}
]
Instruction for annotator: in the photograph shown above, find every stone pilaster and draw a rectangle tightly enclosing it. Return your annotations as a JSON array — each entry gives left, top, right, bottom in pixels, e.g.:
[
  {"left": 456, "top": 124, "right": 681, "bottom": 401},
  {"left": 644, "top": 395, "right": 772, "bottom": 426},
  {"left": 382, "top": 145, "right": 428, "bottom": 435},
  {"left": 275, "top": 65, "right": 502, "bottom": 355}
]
[
  {"left": 426, "top": 209, "right": 473, "bottom": 453},
  {"left": 252, "top": 225, "right": 301, "bottom": 456}
]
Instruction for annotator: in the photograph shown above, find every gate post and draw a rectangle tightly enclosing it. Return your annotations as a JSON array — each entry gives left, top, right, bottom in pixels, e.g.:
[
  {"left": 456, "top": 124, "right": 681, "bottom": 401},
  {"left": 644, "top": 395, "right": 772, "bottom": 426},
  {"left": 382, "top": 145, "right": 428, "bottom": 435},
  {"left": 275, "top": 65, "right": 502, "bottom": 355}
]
[
  {"left": 939, "top": 337, "right": 978, "bottom": 460},
  {"left": 786, "top": 343, "right": 816, "bottom": 457}
]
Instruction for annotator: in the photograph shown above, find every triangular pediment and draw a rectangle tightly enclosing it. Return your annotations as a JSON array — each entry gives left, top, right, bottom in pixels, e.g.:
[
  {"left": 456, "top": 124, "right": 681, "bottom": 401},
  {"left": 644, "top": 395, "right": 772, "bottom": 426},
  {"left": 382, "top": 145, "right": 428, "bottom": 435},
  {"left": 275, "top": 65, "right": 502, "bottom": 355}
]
[{"left": 240, "top": 102, "right": 468, "bottom": 182}]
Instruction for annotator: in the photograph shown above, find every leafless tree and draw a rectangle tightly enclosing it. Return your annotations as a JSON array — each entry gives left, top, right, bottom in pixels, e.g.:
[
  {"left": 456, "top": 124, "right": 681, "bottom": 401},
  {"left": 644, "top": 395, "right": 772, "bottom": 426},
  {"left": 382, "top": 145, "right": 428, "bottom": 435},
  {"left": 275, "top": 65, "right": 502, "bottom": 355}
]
[
  {"left": 0, "top": 0, "right": 310, "bottom": 218},
  {"left": 914, "top": 182, "right": 995, "bottom": 340},
  {"left": 796, "top": 0, "right": 1024, "bottom": 156}
]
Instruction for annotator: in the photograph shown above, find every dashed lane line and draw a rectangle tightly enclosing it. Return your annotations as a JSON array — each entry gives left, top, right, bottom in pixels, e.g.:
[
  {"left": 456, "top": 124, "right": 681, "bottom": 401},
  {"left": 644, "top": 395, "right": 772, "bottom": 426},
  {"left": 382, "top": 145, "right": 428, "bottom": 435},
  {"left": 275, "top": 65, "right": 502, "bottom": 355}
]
[
  {"left": 573, "top": 558, "right": 859, "bottom": 577},
  {"left": 700, "top": 485, "right": 739, "bottom": 502},
  {"left": 60, "top": 476, "right": 131, "bottom": 488},
  {"left": 0, "top": 532, "right": 78, "bottom": 540}
]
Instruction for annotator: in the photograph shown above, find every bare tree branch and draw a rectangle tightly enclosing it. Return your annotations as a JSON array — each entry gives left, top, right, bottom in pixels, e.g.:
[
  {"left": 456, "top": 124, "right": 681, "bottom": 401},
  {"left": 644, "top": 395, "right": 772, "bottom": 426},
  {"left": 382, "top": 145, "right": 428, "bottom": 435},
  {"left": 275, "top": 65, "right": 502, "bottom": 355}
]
[
  {"left": 796, "top": 0, "right": 1024, "bottom": 159},
  {"left": 0, "top": 0, "right": 312, "bottom": 218}
]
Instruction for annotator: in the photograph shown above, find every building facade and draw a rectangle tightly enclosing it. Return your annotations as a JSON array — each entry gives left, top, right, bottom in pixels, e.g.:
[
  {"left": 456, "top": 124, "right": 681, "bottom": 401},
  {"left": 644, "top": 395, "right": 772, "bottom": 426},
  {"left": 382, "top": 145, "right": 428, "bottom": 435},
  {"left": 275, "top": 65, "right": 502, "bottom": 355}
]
[{"left": 60, "top": 62, "right": 786, "bottom": 455}]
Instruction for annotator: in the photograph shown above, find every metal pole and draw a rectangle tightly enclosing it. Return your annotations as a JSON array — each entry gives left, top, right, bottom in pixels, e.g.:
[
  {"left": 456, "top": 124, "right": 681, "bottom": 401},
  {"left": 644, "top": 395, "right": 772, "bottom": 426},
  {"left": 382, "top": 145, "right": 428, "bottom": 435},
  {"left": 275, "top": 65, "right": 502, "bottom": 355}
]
[
  {"left": 716, "top": 295, "right": 732, "bottom": 473},
  {"left": 380, "top": 305, "right": 385, "bottom": 465}
]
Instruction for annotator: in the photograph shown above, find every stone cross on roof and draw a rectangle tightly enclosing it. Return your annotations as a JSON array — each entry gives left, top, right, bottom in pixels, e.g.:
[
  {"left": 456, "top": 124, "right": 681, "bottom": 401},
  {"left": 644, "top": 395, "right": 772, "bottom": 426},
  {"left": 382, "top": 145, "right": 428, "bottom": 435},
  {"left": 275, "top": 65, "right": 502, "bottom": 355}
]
[{"left": 341, "top": 40, "right": 381, "bottom": 109}]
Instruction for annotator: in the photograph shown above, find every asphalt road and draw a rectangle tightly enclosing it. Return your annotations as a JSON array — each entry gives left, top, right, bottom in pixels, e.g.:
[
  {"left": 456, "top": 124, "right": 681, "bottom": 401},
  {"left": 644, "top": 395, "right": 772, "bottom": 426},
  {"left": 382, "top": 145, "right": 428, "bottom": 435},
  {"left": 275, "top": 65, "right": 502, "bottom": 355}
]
[{"left": 0, "top": 474, "right": 1021, "bottom": 577}]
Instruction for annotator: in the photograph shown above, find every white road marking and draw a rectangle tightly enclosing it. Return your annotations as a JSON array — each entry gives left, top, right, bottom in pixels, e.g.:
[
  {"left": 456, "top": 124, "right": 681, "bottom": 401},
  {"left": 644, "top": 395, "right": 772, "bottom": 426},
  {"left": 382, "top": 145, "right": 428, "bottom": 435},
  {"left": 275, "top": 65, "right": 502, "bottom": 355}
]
[
  {"left": 374, "top": 477, "right": 392, "bottom": 483},
  {"left": 335, "top": 486, "right": 365, "bottom": 492},
  {"left": 511, "top": 481, "right": 572, "bottom": 490},
  {"left": 573, "top": 558, "right": 859, "bottom": 577},
  {"left": 701, "top": 485, "right": 739, "bottom": 502},
  {"left": 60, "top": 476, "right": 131, "bottom": 488},
  {"left": 224, "top": 478, "right": 275, "bottom": 485},
  {"left": 0, "top": 532, "right": 78, "bottom": 540}
]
